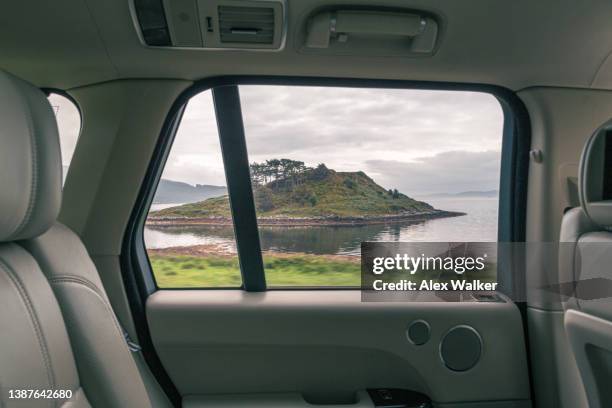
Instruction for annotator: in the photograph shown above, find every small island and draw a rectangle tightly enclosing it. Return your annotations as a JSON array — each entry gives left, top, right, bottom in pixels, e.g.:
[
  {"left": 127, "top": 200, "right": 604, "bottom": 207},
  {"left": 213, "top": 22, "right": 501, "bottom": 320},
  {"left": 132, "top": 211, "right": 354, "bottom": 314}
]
[{"left": 148, "top": 159, "right": 464, "bottom": 226}]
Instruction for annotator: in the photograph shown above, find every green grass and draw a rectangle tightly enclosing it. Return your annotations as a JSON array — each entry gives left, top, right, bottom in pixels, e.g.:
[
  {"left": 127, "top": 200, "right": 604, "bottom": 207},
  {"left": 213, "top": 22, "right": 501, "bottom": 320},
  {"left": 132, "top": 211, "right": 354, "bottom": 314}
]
[
  {"left": 261, "top": 254, "right": 361, "bottom": 286},
  {"left": 150, "top": 255, "right": 242, "bottom": 287},
  {"left": 150, "top": 252, "right": 497, "bottom": 288},
  {"left": 150, "top": 253, "right": 361, "bottom": 288}
]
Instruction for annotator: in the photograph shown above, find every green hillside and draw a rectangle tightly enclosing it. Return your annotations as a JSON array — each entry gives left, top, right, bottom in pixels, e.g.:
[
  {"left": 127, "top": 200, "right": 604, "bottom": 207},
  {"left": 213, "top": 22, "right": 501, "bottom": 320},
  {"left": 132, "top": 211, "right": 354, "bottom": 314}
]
[{"left": 150, "top": 162, "right": 435, "bottom": 220}]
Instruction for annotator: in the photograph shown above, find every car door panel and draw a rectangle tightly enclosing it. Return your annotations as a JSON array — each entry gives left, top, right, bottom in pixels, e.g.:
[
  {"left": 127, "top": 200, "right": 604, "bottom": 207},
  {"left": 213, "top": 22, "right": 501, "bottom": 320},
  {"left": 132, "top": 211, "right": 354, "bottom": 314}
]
[{"left": 147, "top": 290, "right": 530, "bottom": 406}]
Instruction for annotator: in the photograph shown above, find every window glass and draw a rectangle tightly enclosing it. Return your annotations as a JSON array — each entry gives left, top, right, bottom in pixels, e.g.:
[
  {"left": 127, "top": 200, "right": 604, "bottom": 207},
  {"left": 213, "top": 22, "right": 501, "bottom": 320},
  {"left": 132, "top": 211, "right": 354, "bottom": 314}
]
[
  {"left": 144, "top": 91, "right": 242, "bottom": 288},
  {"left": 239, "top": 85, "right": 504, "bottom": 287},
  {"left": 143, "top": 85, "right": 505, "bottom": 289},
  {"left": 47, "top": 93, "right": 80, "bottom": 184}
]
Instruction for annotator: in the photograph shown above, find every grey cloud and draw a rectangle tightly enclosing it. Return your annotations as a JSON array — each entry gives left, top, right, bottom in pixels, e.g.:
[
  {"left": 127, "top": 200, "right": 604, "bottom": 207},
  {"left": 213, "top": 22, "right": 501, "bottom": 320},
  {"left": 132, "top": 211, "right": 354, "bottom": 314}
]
[
  {"left": 365, "top": 150, "right": 502, "bottom": 195},
  {"left": 169, "top": 86, "right": 504, "bottom": 192},
  {"left": 239, "top": 85, "right": 503, "bottom": 163}
]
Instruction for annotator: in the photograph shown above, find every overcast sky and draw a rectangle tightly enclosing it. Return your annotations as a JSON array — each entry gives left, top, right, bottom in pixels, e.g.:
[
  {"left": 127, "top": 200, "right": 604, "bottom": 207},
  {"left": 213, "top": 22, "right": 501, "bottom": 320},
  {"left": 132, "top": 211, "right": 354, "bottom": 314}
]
[{"left": 54, "top": 85, "right": 504, "bottom": 196}]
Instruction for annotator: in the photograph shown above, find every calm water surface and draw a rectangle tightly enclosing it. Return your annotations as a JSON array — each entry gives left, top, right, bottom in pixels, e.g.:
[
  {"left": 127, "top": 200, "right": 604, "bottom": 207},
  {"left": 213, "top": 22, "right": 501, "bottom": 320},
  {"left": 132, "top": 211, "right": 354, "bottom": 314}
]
[{"left": 144, "top": 197, "right": 498, "bottom": 256}]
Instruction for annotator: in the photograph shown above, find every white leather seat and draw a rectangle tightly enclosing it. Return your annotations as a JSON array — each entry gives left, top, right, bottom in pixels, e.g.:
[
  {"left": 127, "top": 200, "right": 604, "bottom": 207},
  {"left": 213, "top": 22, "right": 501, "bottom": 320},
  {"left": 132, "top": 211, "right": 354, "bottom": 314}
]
[
  {"left": 560, "top": 120, "right": 612, "bottom": 408},
  {"left": 23, "top": 224, "right": 169, "bottom": 408},
  {"left": 0, "top": 70, "right": 91, "bottom": 407},
  {"left": 0, "top": 70, "right": 171, "bottom": 407}
]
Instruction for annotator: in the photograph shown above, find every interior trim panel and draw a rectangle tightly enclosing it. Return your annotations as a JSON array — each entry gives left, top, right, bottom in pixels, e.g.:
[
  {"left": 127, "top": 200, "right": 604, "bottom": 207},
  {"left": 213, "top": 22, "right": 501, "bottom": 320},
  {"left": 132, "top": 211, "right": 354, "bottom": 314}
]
[{"left": 147, "top": 290, "right": 530, "bottom": 406}]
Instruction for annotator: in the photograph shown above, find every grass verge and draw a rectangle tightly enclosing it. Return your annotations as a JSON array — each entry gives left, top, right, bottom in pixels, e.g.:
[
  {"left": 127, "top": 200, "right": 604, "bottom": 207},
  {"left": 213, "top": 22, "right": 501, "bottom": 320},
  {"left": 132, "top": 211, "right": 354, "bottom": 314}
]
[
  {"left": 149, "top": 250, "right": 496, "bottom": 288},
  {"left": 149, "top": 252, "right": 361, "bottom": 288}
]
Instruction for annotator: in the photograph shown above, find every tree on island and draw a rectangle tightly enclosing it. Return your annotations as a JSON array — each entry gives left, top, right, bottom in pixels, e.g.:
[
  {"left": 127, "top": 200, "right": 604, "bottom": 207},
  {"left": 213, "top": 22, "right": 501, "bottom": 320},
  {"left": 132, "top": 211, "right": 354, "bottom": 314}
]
[
  {"left": 250, "top": 159, "right": 329, "bottom": 191},
  {"left": 248, "top": 158, "right": 408, "bottom": 211}
]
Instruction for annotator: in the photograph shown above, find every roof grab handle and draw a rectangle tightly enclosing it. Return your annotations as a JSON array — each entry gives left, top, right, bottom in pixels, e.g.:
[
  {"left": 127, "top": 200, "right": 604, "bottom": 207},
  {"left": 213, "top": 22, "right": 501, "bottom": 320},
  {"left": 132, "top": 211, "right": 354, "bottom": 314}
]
[{"left": 305, "top": 10, "right": 438, "bottom": 53}]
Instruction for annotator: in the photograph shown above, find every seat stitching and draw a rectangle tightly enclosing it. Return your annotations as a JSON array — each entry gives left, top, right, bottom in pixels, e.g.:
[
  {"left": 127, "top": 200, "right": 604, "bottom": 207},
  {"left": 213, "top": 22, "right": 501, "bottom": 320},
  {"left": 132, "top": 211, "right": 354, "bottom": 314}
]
[
  {"left": 50, "top": 275, "right": 102, "bottom": 298},
  {"left": 10, "top": 81, "right": 38, "bottom": 238},
  {"left": 49, "top": 276, "right": 129, "bottom": 349},
  {"left": 0, "top": 258, "right": 56, "bottom": 408}
]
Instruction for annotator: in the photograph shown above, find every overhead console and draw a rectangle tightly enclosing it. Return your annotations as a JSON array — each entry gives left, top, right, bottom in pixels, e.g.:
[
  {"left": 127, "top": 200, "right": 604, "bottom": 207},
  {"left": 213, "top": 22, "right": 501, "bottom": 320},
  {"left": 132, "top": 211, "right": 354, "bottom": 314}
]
[
  {"left": 131, "top": 1, "right": 438, "bottom": 55},
  {"left": 131, "top": 0, "right": 286, "bottom": 50},
  {"left": 300, "top": 8, "right": 439, "bottom": 56}
]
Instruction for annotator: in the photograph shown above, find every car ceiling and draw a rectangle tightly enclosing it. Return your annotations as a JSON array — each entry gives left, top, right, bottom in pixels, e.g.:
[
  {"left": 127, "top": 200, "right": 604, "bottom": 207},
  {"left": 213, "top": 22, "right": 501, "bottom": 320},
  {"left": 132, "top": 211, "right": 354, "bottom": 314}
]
[{"left": 2, "top": 0, "right": 612, "bottom": 91}]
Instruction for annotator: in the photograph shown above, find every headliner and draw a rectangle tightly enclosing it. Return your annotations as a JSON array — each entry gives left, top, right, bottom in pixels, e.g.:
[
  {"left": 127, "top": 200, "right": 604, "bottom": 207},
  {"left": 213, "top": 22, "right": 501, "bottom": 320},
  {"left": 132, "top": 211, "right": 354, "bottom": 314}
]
[{"left": 2, "top": 0, "right": 612, "bottom": 90}]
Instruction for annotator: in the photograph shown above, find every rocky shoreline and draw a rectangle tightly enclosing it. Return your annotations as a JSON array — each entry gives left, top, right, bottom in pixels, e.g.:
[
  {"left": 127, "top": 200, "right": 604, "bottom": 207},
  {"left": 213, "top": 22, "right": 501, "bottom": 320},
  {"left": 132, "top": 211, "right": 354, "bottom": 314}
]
[{"left": 146, "top": 210, "right": 465, "bottom": 227}]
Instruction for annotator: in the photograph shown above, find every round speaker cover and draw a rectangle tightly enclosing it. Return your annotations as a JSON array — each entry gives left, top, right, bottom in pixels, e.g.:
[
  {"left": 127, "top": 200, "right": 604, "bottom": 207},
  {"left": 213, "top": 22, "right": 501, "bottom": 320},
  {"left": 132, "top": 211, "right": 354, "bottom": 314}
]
[
  {"left": 407, "top": 320, "right": 430, "bottom": 345},
  {"left": 440, "top": 325, "right": 482, "bottom": 371}
]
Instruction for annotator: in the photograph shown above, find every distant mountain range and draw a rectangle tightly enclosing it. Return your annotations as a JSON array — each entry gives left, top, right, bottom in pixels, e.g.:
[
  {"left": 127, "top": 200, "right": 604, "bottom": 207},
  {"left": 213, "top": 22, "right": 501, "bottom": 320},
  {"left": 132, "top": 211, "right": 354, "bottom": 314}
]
[
  {"left": 153, "top": 179, "right": 227, "bottom": 204},
  {"left": 422, "top": 190, "right": 498, "bottom": 198}
]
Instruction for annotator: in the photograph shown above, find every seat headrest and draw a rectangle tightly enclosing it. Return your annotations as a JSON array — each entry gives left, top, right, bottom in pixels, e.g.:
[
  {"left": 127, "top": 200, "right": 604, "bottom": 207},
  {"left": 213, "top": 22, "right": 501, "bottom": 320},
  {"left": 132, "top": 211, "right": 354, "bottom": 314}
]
[
  {"left": 0, "top": 71, "right": 62, "bottom": 242},
  {"left": 579, "top": 119, "right": 612, "bottom": 229}
]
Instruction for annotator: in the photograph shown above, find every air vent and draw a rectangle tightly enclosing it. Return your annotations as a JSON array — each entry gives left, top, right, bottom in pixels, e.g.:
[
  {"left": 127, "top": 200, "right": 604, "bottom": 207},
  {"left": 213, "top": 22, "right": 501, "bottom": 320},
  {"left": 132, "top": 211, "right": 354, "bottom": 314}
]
[
  {"left": 218, "top": 6, "right": 275, "bottom": 44},
  {"left": 133, "top": 0, "right": 171, "bottom": 46},
  {"left": 131, "top": 0, "right": 285, "bottom": 50}
]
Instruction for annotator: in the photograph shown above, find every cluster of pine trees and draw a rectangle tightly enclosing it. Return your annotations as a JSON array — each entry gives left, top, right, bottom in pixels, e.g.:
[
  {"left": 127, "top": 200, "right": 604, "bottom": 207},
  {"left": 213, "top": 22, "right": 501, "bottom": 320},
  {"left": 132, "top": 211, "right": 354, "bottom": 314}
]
[{"left": 250, "top": 159, "right": 330, "bottom": 191}]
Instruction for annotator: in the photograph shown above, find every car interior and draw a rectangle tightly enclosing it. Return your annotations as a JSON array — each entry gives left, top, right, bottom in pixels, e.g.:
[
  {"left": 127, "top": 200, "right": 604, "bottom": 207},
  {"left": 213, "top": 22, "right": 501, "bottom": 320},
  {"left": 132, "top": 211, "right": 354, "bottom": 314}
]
[{"left": 2, "top": 1, "right": 612, "bottom": 407}]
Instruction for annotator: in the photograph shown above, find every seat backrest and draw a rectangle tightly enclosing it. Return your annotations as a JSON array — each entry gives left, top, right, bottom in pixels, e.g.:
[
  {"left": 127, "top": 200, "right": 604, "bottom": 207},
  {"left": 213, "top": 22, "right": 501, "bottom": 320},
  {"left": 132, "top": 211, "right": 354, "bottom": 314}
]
[
  {"left": 8, "top": 70, "right": 171, "bottom": 407},
  {"left": 560, "top": 119, "right": 612, "bottom": 408},
  {"left": 0, "top": 69, "right": 171, "bottom": 408},
  {"left": 22, "top": 223, "right": 171, "bottom": 408},
  {"left": 0, "top": 71, "right": 91, "bottom": 407}
]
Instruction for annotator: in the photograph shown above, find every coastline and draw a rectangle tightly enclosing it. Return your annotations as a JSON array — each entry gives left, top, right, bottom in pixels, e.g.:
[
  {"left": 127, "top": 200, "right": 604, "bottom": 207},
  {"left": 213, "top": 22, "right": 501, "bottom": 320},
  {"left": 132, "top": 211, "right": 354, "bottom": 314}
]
[{"left": 146, "top": 209, "right": 466, "bottom": 227}]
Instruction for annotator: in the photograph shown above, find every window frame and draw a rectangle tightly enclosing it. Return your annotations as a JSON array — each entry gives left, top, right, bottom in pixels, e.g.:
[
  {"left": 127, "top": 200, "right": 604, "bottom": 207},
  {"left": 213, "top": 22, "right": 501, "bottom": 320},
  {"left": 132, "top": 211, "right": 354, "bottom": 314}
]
[{"left": 123, "top": 76, "right": 531, "bottom": 296}]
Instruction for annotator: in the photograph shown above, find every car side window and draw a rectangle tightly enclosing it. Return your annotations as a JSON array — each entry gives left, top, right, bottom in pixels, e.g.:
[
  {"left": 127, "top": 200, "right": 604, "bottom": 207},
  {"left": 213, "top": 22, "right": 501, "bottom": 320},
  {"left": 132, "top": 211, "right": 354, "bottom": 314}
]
[
  {"left": 144, "top": 90, "right": 242, "bottom": 288},
  {"left": 142, "top": 85, "right": 505, "bottom": 289},
  {"left": 47, "top": 92, "right": 81, "bottom": 185},
  {"left": 239, "top": 85, "right": 503, "bottom": 287}
]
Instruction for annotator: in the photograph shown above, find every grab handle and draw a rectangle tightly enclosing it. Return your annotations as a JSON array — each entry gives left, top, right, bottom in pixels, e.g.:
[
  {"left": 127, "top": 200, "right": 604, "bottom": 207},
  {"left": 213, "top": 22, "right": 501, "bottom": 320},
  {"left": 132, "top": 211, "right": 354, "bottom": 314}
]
[
  {"left": 305, "top": 10, "right": 438, "bottom": 53},
  {"left": 333, "top": 11, "right": 423, "bottom": 37}
]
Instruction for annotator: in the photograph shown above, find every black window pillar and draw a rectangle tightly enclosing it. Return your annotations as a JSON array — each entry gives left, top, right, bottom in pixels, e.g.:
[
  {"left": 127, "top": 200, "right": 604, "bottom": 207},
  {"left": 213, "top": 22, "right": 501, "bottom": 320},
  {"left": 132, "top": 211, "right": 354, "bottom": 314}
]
[{"left": 213, "top": 85, "right": 266, "bottom": 291}]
